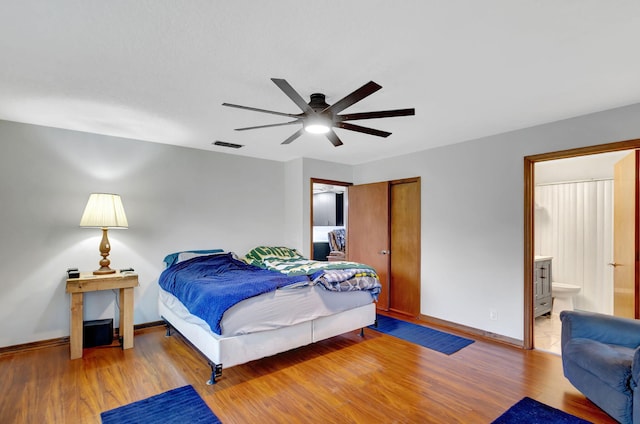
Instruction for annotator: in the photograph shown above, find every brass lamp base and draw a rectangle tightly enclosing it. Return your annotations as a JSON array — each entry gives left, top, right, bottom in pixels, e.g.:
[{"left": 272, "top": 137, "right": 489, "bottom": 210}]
[{"left": 93, "top": 228, "right": 116, "bottom": 275}]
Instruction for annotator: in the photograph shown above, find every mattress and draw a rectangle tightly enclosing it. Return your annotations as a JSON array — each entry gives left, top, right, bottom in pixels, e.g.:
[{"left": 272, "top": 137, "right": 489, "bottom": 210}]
[{"left": 159, "top": 284, "right": 373, "bottom": 337}]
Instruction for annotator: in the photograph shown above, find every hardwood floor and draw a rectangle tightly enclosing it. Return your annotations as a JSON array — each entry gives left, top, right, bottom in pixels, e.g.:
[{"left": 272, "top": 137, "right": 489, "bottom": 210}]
[{"left": 0, "top": 324, "right": 616, "bottom": 423}]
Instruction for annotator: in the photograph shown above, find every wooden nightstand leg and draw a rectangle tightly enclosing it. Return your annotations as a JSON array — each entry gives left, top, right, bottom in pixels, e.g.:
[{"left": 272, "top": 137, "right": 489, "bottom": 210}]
[
  {"left": 69, "top": 292, "right": 83, "bottom": 359},
  {"left": 119, "top": 287, "right": 134, "bottom": 349}
]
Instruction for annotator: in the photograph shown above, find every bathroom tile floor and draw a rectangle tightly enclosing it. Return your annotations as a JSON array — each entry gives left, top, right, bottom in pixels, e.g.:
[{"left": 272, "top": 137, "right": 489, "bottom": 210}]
[{"left": 534, "top": 313, "right": 562, "bottom": 355}]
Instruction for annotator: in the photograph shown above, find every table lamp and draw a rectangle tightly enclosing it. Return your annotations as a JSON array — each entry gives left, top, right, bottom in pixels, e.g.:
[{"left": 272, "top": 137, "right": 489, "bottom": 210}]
[{"left": 80, "top": 193, "right": 128, "bottom": 275}]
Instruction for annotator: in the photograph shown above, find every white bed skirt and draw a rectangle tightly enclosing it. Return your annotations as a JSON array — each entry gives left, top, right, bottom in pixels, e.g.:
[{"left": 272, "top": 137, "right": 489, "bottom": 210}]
[{"left": 159, "top": 293, "right": 376, "bottom": 369}]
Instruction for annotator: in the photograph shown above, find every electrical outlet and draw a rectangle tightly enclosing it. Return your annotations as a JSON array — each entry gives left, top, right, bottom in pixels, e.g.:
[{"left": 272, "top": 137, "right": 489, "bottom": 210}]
[{"left": 489, "top": 309, "right": 498, "bottom": 320}]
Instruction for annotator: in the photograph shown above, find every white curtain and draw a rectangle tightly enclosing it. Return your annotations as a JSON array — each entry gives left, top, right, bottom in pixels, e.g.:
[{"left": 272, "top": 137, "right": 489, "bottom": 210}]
[{"left": 535, "top": 180, "right": 613, "bottom": 314}]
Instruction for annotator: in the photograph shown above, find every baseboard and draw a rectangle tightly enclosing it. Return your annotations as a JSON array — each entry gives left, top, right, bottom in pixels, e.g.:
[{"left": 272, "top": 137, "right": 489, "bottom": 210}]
[
  {"left": 0, "top": 321, "right": 166, "bottom": 356},
  {"left": 134, "top": 320, "right": 166, "bottom": 331},
  {"left": 1, "top": 317, "right": 523, "bottom": 356},
  {"left": 418, "top": 314, "right": 524, "bottom": 348},
  {"left": 0, "top": 336, "right": 71, "bottom": 356}
]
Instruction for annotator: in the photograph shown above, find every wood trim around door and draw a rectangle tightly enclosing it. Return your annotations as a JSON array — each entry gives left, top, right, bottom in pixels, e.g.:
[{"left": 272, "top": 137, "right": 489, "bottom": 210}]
[
  {"left": 523, "top": 138, "right": 640, "bottom": 349},
  {"left": 523, "top": 156, "right": 535, "bottom": 349}
]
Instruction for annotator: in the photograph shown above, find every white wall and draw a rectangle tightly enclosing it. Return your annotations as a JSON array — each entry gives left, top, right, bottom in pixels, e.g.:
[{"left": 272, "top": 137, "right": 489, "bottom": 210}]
[
  {"left": 3, "top": 101, "right": 640, "bottom": 348},
  {"left": 283, "top": 158, "right": 304, "bottom": 253},
  {"left": 352, "top": 103, "right": 640, "bottom": 341},
  {"left": 0, "top": 120, "right": 288, "bottom": 347}
]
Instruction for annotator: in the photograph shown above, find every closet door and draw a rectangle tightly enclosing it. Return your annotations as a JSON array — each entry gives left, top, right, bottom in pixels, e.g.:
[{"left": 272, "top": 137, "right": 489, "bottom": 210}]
[
  {"left": 390, "top": 179, "right": 421, "bottom": 316},
  {"left": 348, "top": 178, "right": 421, "bottom": 315},
  {"left": 348, "top": 182, "right": 391, "bottom": 311}
]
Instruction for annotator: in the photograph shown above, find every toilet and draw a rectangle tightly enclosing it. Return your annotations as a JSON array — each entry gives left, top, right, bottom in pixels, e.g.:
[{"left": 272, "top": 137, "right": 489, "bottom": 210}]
[{"left": 552, "top": 282, "right": 581, "bottom": 314}]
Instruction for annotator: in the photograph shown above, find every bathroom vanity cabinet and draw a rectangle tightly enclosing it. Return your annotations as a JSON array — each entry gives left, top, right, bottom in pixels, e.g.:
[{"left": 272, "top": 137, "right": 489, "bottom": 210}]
[{"left": 534, "top": 257, "right": 553, "bottom": 317}]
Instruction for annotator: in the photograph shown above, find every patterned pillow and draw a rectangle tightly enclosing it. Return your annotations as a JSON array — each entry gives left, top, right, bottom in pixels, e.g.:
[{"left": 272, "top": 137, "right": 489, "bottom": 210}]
[{"left": 243, "top": 246, "right": 304, "bottom": 268}]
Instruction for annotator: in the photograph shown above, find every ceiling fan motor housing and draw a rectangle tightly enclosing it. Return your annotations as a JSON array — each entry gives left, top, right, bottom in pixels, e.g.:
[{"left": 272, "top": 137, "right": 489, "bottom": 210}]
[{"left": 309, "top": 93, "right": 330, "bottom": 112}]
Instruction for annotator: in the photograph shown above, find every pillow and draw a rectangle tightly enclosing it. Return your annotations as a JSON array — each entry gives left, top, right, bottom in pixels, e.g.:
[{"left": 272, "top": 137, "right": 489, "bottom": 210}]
[
  {"left": 163, "top": 249, "right": 225, "bottom": 267},
  {"left": 243, "top": 246, "right": 305, "bottom": 268}
]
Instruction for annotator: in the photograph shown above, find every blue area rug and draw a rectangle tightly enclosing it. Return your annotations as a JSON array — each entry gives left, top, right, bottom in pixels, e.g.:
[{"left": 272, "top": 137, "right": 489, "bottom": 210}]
[
  {"left": 369, "top": 314, "right": 474, "bottom": 355},
  {"left": 492, "top": 397, "right": 592, "bottom": 423},
  {"left": 101, "top": 385, "right": 222, "bottom": 424}
]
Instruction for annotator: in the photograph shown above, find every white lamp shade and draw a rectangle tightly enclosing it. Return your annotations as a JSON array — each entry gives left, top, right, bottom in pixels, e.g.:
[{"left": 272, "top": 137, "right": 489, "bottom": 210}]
[{"left": 79, "top": 193, "right": 129, "bottom": 228}]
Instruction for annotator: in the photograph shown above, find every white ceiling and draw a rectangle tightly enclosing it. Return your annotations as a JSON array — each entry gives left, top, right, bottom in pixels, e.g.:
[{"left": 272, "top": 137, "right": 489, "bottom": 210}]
[
  {"left": 535, "top": 150, "right": 633, "bottom": 184},
  {"left": 1, "top": 1, "right": 640, "bottom": 165}
]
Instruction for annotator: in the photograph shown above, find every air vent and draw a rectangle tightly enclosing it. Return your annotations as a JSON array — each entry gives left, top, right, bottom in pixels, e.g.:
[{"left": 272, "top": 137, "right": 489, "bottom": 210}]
[{"left": 213, "top": 141, "right": 244, "bottom": 149}]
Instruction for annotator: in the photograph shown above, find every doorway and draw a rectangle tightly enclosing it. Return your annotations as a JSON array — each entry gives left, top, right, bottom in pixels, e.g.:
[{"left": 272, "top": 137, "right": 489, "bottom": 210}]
[
  {"left": 310, "top": 178, "right": 351, "bottom": 261},
  {"left": 524, "top": 139, "right": 640, "bottom": 350},
  {"left": 533, "top": 151, "right": 629, "bottom": 353}
]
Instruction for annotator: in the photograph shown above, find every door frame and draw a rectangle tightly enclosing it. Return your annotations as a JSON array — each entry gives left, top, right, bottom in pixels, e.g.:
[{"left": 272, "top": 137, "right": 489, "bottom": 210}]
[
  {"left": 523, "top": 138, "right": 640, "bottom": 349},
  {"left": 310, "top": 178, "right": 352, "bottom": 261}
]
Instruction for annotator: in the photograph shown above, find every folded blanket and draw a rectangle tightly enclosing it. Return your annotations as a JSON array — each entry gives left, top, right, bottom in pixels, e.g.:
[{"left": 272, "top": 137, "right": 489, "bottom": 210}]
[
  {"left": 312, "top": 268, "right": 381, "bottom": 299},
  {"left": 159, "top": 253, "right": 309, "bottom": 335},
  {"left": 260, "top": 257, "right": 381, "bottom": 300},
  {"left": 262, "top": 257, "right": 374, "bottom": 276},
  {"left": 243, "top": 246, "right": 382, "bottom": 300}
]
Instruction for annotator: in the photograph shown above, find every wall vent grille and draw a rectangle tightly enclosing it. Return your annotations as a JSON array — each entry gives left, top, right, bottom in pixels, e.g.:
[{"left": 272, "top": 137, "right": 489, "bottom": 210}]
[{"left": 213, "top": 140, "right": 244, "bottom": 149}]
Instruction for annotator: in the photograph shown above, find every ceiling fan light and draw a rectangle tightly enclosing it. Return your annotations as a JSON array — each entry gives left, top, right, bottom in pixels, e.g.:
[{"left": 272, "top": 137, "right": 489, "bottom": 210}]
[{"left": 305, "top": 123, "right": 331, "bottom": 134}]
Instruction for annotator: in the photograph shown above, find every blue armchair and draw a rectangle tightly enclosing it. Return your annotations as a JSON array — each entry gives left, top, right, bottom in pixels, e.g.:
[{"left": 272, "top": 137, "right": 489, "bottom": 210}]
[{"left": 560, "top": 310, "right": 640, "bottom": 424}]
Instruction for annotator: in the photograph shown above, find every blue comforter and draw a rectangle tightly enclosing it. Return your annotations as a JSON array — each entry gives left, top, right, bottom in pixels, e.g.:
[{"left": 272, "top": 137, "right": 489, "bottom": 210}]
[{"left": 159, "top": 253, "right": 309, "bottom": 335}]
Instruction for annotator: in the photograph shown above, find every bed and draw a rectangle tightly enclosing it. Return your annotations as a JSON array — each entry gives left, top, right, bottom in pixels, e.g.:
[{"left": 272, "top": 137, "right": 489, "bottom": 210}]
[{"left": 158, "top": 247, "right": 380, "bottom": 384}]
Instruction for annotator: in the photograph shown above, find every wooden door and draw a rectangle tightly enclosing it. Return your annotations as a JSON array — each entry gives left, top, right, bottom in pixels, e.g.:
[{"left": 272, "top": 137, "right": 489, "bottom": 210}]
[
  {"left": 613, "top": 151, "right": 639, "bottom": 318},
  {"left": 390, "top": 179, "right": 421, "bottom": 316},
  {"left": 348, "top": 182, "right": 391, "bottom": 310}
]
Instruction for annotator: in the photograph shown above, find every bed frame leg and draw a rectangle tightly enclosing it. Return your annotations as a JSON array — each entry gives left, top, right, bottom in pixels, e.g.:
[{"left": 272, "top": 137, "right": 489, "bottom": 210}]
[
  {"left": 162, "top": 318, "right": 172, "bottom": 337},
  {"left": 206, "top": 362, "right": 223, "bottom": 385},
  {"left": 359, "top": 327, "right": 365, "bottom": 337}
]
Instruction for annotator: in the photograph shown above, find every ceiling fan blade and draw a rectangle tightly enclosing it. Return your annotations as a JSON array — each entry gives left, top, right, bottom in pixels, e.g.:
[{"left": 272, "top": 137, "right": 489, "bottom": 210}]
[
  {"left": 337, "top": 108, "right": 416, "bottom": 121},
  {"left": 336, "top": 122, "right": 391, "bottom": 138},
  {"left": 324, "top": 81, "right": 382, "bottom": 115},
  {"left": 222, "top": 103, "right": 299, "bottom": 118},
  {"left": 326, "top": 130, "right": 344, "bottom": 147},
  {"left": 281, "top": 128, "right": 305, "bottom": 145},
  {"left": 271, "top": 79, "right": 314, "bottom": 114},
  {"left": 235, "top": 120, "right": 301, "bottom": 131}
]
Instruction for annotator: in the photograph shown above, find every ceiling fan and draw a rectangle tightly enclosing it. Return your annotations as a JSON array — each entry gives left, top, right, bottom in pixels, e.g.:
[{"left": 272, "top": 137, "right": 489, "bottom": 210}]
[{"left": 222, "top": 78, "right": 415, "bottom": 147}]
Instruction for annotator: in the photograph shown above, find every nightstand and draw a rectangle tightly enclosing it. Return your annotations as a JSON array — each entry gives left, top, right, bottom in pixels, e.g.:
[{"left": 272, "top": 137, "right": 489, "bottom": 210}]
[{"left": 65, "top": 271, "right": 138, "bottom": 359}]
